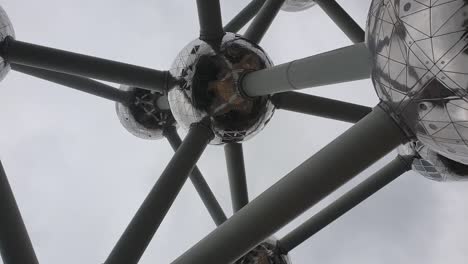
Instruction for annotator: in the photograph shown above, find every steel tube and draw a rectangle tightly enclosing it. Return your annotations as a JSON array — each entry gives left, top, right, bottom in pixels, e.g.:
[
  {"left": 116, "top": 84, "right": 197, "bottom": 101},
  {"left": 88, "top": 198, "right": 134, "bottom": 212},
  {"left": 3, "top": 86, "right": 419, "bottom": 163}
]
[
  {"left": 224, "top": 0, "right": 267, "bottom": 33},
  {"left": 0, "top": 161, "right": 39, "bottom": 264},
  {"left": 11, "top": 64, "right": 133, "bottom": 105},
  {"left": 225, "top": 143, "right": 249, "bottom": 213},
  {"left": 278, "top": 155, "right": 413, "bottom": 253},
  {"left": 196, "top": 0, "right": 225, "bottom": 45},
  {"left": 242, "top": 42, "right": 371, "bottom": 97},
  {"left": 243, "top": 0, "right": 285, "bottom": 44},
  {"left": 272, "top": 92, "right": 372, "bottom": 123},
  {"left": 164, "top": 126, "right": 227, "bottom": 226},
  {"left": 171, "top": 106, "right": 406, "bottom": 264},
  {"left": 2, "top": 37, "right": 170, "bottom": 92},
  {"left": 315, "top": 0, "right": 365, "bottom": 44},
  {"left": 105, "top": 123, "right": 213, "bottom": 264}
]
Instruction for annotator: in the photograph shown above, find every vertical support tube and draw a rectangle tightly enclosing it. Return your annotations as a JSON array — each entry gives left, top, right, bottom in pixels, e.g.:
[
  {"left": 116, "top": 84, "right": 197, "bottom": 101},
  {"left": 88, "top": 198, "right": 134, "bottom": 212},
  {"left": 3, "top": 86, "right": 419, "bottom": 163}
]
[
  {"left": 164, "top": 126, "right": 227, "bottom": 226},
  {"left": 243, "top": 0, "right": 285, "bottom": 44},
  {"left": 171, "top": 106, "right": 407, "bottom": 264},
  {"left": 278, "top": 155, "right": 413, "bottom": 253},
  {"left": 105, "top": 123, "right": 213, "bottom": 264},
  {"left": 0, "top": 161, "right": 39, "bottom": 264},
  {"left": 225, "top": 143, "right": 249, "bottom": 213},
  {"left": 315, "top": 0, "right": 365, "bottom": 44},
  {"left": 196, "top": 0, "right": 225, "bottom": 45}
]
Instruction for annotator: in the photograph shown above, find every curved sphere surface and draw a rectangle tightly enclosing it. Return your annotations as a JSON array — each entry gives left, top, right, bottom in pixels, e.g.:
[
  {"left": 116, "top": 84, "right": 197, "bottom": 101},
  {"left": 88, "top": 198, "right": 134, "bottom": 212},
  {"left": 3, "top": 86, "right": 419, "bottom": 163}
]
[
  {"left": 236, "top": 238, "right": 291, "bottom": 264},
  {"left": 399, "top": 142, "right": 468, "bottom": 182},
  {"left": 116, "top": 86, "right": 176, "bottom": 140},
  {"left": 0, "top": 6, "right": 15, "bottom": 81},
  {"left": 367, "top": 0, "right": 468, "bottom": 165},
  {"left": 281, "top": 0, "right": 316, "bottom": 12},
  {"left": 168, "top": 33, "right": 275, "bottom": 144}
]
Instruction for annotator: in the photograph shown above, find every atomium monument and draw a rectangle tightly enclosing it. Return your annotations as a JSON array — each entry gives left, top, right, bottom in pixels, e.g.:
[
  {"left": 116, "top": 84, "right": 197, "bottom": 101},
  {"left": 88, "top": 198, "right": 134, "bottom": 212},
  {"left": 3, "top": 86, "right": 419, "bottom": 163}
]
[{"left": 0, "top": 0, "right": 467, "bottom": 263}]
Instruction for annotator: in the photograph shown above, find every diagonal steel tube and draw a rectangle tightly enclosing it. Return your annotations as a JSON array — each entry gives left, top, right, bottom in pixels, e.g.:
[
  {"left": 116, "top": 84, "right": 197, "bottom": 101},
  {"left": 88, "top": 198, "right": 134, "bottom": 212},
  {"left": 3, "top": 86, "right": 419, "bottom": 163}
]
[
  {"left": 0, "top": 161, "right": 39, "bottom": 264},
  {"left": 11, "top": 64, "right": 133, "bottom": 105},
  {"left": 243, "top": 0, "right": 285, "bottom": 44},
  {"left": 241, "top": 42, "right": 371, "bottom": 97},
  {"left": 225, "top": 143, "right": 249, "bottom": 213},
  {"left": 171, "top": 106, "right": 407, "bottom": 264},
  {"left": 105, "top": 123, "right": 213, "bottom": 264},
  {"left": 196, "top": 0, "right": 225, "bottom": 45},
  {"left": 278, "top": 155, "right": 413, "bottom": 253},
  {"left": 224, "top": 0, "right": 267, "bottom": 33},
  {"left": 1, "top": 37, "right": 171, "bottom": 92},
  {"left": 272, "top": 92, "right": 372, "bottom": 123},
  {"left": 315, "top": 0, "right": 365, "bottom": 44},
  {"left": 164, "top": 126, "right": 227, "bottom": 226}
]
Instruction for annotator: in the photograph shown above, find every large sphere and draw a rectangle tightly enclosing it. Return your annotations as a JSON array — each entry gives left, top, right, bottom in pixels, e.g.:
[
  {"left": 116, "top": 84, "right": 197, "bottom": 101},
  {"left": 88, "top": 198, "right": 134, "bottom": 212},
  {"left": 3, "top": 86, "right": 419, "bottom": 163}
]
[
  {"left": 116, "top": 86, "right": 176, "bottom": 140},
  {"left": 281, "top": 0, "right": 316, "bottom": 12},
  {"left": 399, "top": 142, "right": 468, "bottom": 182},
  {"left": 367, "top": 0, "right": 468, "bottom": 165},
  {"left": 168, "top": 33, "right": 275, "bottom": 144},
  {"left": 0, "top": 6, "right": 15, "bottom": 81},
  {"left": 236, "top": 238, "right": 291, "bottom": 264}
]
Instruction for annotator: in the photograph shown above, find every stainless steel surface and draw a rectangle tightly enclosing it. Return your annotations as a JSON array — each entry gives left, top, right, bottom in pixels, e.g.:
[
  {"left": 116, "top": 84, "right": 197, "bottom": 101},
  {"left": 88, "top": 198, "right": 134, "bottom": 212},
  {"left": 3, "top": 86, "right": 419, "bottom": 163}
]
[
  {"left": 281, "top": 0, "right": 316, "bottom": 12},
  {"left": 236, "top": 238, "right": 290, "bottom": 264},
  {"left": 0, "top": 6, "right": 14, "bottom": 81},
  {"left": 367, "top": 0, "right": 468, "bottom": 165},
  {"left": 116, "top": 85, "right": 176, "bottom": 140},
  {"left": 168, "top": 33, "right": 275, "bottom": 144},
  {"left": 399, "top": 142, "right": 468, "bottom": 182}
]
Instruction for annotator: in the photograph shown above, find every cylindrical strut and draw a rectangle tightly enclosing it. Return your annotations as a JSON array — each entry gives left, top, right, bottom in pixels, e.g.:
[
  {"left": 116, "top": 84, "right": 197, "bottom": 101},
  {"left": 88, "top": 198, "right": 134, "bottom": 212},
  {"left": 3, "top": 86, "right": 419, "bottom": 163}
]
[
  {"left": 2, "top": 37, "right": 171, "bottom": 92},
  {"left": 171, "top": 106, "right": 407, "bottom": 264},
  {"left": 278, "top": 155, "right": 413, "bottom": 253},
  {"left": 241, "top": 43, "right": 371, "bottom": 97}
]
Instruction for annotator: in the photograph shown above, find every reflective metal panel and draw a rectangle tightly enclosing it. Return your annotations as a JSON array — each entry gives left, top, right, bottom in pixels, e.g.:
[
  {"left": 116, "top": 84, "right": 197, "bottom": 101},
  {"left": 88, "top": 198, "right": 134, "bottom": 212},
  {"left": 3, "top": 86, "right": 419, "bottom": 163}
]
[
  {"left": 236, "top": 238, "right": 291, "bottom": 264},
  {"left": 0, "top": 6, "right": 15, "bottom": 81},
  {"left": 399, "top": 142, "right": 468, "bottom": 182},
  {"left": 367, "top": 0, "right": 468, "bottom": 165},
  {"left": 168, "top": 33, "right": 275, "bottom": 144},
  {"left": 281, "top": 0, "right": 316, "bottom": 12},
  {"left": 116, "top": 85, "right": 176, "bottom": 140}
]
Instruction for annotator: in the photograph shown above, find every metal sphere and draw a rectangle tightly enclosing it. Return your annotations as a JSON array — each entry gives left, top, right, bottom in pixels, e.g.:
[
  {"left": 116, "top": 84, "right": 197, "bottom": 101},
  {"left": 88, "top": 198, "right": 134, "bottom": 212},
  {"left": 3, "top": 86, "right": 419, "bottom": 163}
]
[
  {"left": 281, "top": 0, "right": 316, "bottom": 12},
  {"left": 236, "top": 238, "right": 291, "bottom": 264},
  {"left": 399, "top": 142, "right": 468, "bottom": 182},
  {"left": 168, "top": 33, "right": 275, "bottom": 144},
  {"left": 0, "top": 6, "right": 15, "bottom": 81},
  {"left": 115, "top": 85, "right": 176, "bottom": 140},
  {"left": 367, "top": 0, "right": 468, "bottom": 165}
]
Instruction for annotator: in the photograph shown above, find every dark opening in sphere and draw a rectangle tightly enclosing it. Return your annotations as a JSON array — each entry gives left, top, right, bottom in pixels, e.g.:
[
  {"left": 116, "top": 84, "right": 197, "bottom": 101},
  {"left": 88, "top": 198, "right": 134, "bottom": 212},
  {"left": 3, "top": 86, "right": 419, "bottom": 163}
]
[{"left": 168, "top": 33, "right": 275, "bottom": 144}]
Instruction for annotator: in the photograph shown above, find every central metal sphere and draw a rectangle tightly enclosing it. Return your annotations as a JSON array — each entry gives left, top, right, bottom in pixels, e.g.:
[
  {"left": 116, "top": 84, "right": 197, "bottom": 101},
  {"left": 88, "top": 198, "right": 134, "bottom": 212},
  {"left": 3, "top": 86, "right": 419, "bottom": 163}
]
[{"left": 168, "top": 33, "right": 275, "bottom": 144}]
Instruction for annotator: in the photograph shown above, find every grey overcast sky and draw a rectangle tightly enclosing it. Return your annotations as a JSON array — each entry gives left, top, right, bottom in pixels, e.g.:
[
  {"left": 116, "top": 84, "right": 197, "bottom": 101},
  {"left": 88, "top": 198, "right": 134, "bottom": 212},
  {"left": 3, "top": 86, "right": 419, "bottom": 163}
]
[{"left": 0, "top": 0, "right": 467, "bottom": 263}]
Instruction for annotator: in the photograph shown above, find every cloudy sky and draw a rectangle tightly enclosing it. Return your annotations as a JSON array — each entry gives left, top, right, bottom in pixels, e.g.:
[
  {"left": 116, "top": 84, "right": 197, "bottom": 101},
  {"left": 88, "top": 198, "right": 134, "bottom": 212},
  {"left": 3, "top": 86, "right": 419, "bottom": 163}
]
[{"left": 1, "top": 0, "right": 468, "bottom": 263}]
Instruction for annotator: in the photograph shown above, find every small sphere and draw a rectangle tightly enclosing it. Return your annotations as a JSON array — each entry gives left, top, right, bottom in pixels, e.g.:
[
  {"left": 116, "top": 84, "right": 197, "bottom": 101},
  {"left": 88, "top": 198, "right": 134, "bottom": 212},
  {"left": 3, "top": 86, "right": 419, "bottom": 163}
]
[
  {"left": 367, "top": 0, "right": 468, "bottom": 165},
  {"left": 398, "top": 142, "right": 468, "bottom": 182},
  {"left": 236, "top": 238, "right": 291, "bottom": 264},
  {"left": 168, "top": 33, "right": 275, "bottom": 144},
  {"left": 0, "top": 6, "right": 15, "bottom": 81},
  {"left": 116, "top": 85, "right": 176, "bottom": 140},
  {"left": 281, "top": 0, "right": 316, "bottom": 12}
]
